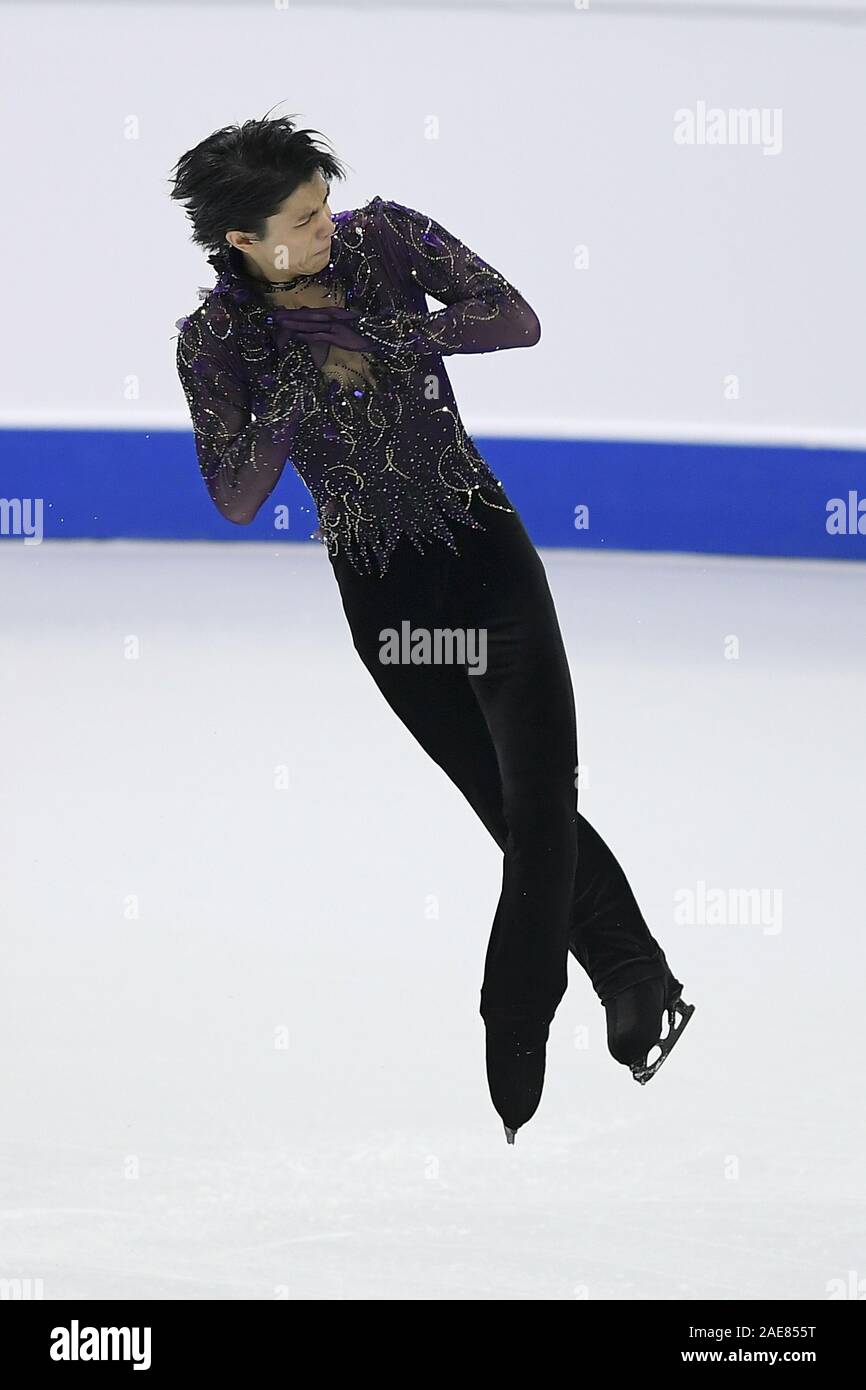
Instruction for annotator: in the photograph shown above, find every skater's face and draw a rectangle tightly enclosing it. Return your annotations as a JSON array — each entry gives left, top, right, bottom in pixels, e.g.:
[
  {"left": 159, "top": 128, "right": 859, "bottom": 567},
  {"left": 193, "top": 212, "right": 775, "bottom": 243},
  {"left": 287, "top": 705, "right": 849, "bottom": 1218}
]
[{"left": 225, "top": 170, "right": 335, "bottom": 281}]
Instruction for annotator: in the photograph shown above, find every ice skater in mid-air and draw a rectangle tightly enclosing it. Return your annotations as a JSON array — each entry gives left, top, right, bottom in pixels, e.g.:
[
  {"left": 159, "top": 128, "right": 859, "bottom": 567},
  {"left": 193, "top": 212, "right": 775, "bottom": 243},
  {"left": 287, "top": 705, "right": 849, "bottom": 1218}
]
[{"left": 170, "top": 108, "right": 695, "bottom": 1144}]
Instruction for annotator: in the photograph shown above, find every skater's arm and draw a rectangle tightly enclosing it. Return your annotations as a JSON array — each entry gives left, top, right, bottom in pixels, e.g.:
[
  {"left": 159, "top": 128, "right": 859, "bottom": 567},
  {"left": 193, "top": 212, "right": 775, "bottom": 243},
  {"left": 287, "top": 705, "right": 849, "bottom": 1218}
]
[
  {"left": 350, "top": 198, "right": 542, "bottom": 358},
  {"left": 175, "top": 311, "right": 319, "bottom": 525}
]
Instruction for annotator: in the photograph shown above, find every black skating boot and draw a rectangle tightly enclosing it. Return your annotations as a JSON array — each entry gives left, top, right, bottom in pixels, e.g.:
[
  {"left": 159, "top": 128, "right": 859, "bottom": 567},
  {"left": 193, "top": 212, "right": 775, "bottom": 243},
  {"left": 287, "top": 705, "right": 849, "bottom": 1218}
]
[
  {"left": 604, "top": 969, "right": 695, "bottom": 1085},
  {"left": 484, "top": 1018, "right": 550, "bottom": 1143}
]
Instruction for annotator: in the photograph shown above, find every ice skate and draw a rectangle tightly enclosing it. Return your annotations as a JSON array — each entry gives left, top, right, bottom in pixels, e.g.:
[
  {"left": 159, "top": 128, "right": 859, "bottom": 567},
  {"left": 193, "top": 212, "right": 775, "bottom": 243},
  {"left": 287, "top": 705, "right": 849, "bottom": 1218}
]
[
  {"left": 484, "top": 1018, "right": 549, "bottom": 1142},
  {"left": 604, "top": 973, "right": 694, "bottom": 1085}
]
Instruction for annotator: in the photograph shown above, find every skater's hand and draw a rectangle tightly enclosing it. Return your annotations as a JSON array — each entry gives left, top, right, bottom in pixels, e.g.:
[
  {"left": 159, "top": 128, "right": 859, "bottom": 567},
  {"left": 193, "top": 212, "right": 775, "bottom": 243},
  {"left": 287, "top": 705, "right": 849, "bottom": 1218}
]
[
  {"left": 270, "top": 305, "right": 377, "bottom": 355},
  {"left": 268, "top": 305, "right": 380, "bottom": 374}
]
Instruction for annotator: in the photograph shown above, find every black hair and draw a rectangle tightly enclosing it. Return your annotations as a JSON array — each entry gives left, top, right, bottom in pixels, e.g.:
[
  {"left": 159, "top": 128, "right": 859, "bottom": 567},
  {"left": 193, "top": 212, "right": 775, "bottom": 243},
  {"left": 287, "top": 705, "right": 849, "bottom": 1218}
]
[{"left": 168, "top": 105, "right": 350, "bottom": 255}]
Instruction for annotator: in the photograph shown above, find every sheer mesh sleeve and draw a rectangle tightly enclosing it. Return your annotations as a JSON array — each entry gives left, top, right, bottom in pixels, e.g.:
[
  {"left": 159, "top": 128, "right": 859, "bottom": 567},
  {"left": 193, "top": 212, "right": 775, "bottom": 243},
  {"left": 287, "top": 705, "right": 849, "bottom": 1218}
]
[
  {"left": 351, "top": 198, "right": 542, "bottom": 358},
  {"left": 175, "top": 307, "right": 321, "bottom": 525}
]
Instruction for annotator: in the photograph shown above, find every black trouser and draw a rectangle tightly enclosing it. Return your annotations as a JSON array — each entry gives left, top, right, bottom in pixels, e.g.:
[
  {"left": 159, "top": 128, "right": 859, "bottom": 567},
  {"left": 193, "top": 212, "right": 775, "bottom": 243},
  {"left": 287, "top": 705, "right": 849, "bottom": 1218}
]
[{"left": 328, "top": 492, "right": 678, "bottom": 1028}]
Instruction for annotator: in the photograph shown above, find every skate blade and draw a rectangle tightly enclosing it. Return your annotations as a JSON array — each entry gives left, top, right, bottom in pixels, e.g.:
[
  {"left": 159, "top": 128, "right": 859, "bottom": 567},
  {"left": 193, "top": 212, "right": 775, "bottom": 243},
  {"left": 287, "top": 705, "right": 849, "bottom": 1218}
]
[{"left": 630, "top": 998, "right": 695, "bottom": 1085}]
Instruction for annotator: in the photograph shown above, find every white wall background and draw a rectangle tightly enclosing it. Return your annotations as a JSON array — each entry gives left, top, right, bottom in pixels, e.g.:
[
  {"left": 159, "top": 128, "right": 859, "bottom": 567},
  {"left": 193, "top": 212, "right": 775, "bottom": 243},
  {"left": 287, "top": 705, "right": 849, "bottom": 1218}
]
[{"left": 1, "top": 0, "right": 864, "bottom": 445}]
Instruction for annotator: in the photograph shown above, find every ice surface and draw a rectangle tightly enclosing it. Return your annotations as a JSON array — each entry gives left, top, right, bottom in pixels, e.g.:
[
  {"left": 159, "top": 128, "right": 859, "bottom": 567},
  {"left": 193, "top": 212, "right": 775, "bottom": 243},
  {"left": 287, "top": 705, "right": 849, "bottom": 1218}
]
[{"left": 2, "top": 537, "right": 864, "bottom": 1300}]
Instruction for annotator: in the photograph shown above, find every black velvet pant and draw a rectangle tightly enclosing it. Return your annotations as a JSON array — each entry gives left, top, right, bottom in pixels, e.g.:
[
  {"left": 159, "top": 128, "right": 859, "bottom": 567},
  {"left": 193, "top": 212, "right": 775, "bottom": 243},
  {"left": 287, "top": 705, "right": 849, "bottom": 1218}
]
[{"left": 328, "top": 491, "right": 679, "bottom": 1028}]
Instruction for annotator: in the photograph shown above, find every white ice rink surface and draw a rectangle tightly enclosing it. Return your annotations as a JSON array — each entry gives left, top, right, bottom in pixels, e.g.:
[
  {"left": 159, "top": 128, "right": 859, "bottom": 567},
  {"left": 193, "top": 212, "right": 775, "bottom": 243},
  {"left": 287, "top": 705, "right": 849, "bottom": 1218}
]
[{"left": 2, "top": 536, "right": 864, "bottom": 1301}]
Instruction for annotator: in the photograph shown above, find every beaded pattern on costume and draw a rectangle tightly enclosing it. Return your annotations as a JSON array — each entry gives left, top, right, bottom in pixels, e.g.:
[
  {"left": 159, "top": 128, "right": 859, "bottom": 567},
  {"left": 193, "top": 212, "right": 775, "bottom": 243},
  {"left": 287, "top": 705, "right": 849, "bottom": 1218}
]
[{"left": 174, "top": 194, "right": 538, "bottom": 577}]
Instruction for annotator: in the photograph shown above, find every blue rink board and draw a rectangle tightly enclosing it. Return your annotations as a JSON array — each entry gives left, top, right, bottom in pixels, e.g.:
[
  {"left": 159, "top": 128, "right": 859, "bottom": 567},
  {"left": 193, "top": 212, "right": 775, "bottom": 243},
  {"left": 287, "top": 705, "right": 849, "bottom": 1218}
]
[{"left": 1, "top": 428, "right": 864, "bottom": 559}]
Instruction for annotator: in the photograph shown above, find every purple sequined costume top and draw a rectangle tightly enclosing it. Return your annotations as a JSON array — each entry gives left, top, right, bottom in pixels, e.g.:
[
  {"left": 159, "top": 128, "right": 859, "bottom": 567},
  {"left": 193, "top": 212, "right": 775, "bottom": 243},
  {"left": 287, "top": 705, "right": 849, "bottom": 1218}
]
[{"left": 174, "top": 195, "right": 541, "bottom": 577}]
